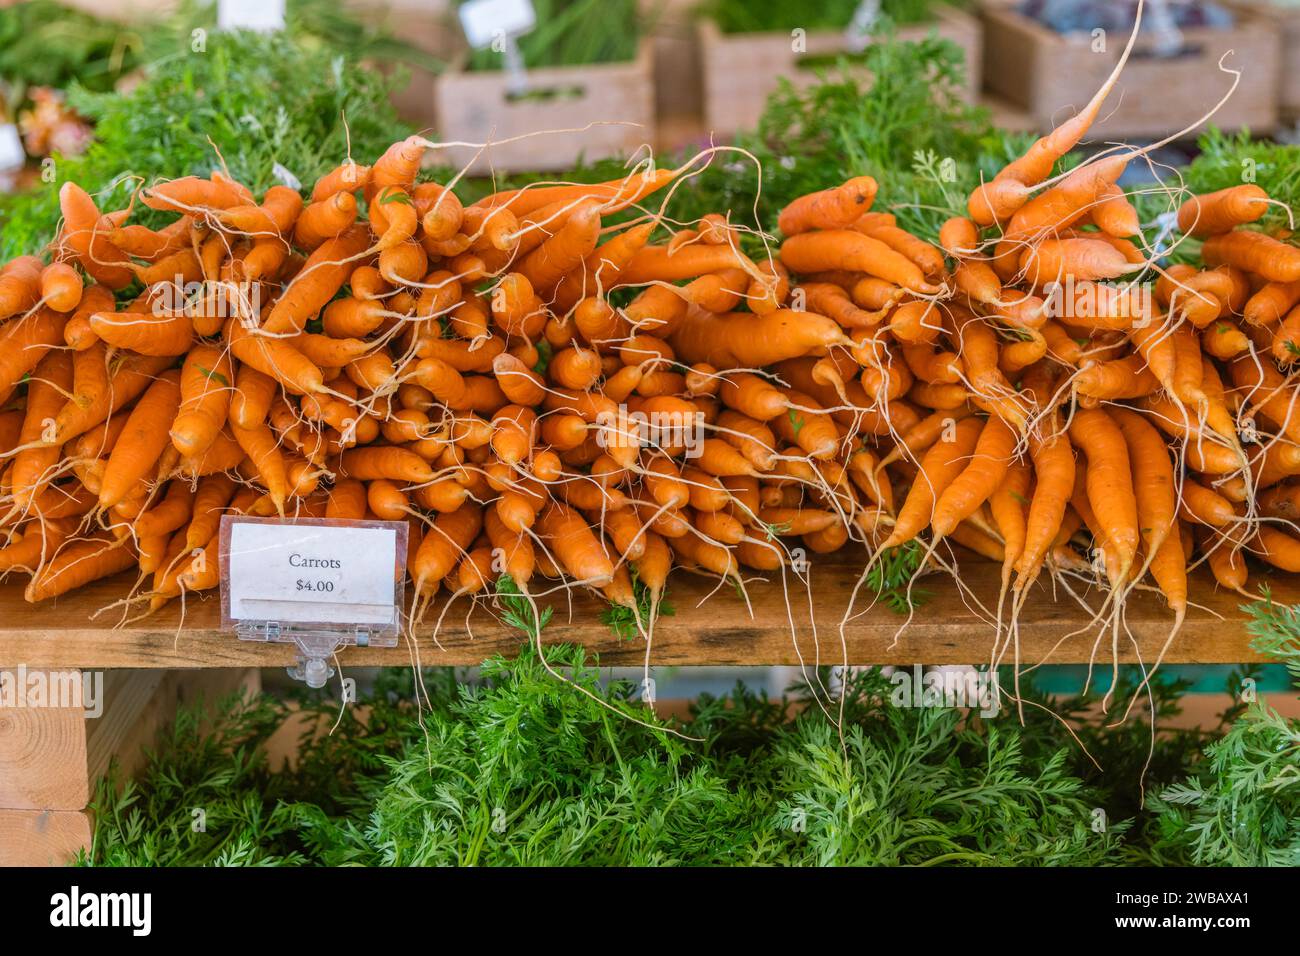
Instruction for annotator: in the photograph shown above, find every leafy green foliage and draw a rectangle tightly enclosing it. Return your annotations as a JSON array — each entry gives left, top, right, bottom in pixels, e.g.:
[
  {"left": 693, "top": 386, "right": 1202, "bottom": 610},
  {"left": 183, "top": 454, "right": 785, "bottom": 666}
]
[
  {"left": 0, "top": 0, "right": 140, "bottom": 103},
  {"left": 495, "top": 574, "right": 553, "bottom": 638},
  {"left": 601, "top": 574, "right": 673, "bottom": 640},
  {"left": 85, "top": 646, "right": 1137, "bottom": 867},
  {"left": 1140, "top": 593, "right": 1300, "bottom": 866},
  {"left": 867, "top": 540, "right": 932, "bottom": 613},
  {"left": 0, "top": 28, "right": 412, "bottom": 260}
]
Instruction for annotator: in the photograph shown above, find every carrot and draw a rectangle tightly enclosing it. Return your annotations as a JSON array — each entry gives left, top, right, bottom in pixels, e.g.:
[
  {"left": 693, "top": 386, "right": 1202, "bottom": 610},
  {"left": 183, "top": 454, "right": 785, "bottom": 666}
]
[
  {"left": 1177, "top": 185, "right": 1269, "bottom": 238},
  {"left": 1019, "top": 238, "right": 1139, "bottom": 286},
  {"left": 10, "top": 350, "right": 74, "bottom": 510},
  {"left": 88, "top": 309, "right": 193, "bottom": 357},
  {"left": 781, "top": 230, "right": 935, "bottom": 292},
  {"left": 1252, "top": 526, "right": 1300, "bottom": 572},
  {"left": 39, "top": 262, "right": 83, "bottom": 313},
  {"left": 517, "top": 199, "right": 602, "bottom": 293},
  {"left": 49, "top": 353, "right": 173, "bottom": 446},
  {"left": 1091, "top": 183, "right": 1141, "bottom": 238},
  {"left": 312, "top": 161, "right": 372, "bottom": 202},
  {"left": 778, "top": 176, "right": 877, "bottom": 235},
  {"left": 0, "top": 256, "right": 43, "bottom": 319},
  {"left": 1199, "top": 524, "right": 1248, "bottom": 592},
  {"left": 25, "top": 535, "right": 136, "bottom": 602},
  {"left": 229, "top": 366, "right": 278, "bottom": 429},
  {"left": 225, "top": 318, "right": 323, "bottom": 396},
  {"left": 98, "top": 370, "right": 182, "bottom": 510},
  {"left": 135, "top": 481, "right": 194, "bottom": 541},
  {"left": 1243, "top": 279, "right": 1300, "bottom": 327},
  {"left": 473, "top": 167, "right": 675, "bottom": 218},
  {"left": 881, "top": 416, "right": 983, "bottom": 549},
  {"left": 141, "top": 175, "right": 247, "bottom": 213},
  {"left": 1075, "top": 353, "right": 1160, "bottom": 401},
  {"left": 58, "top": 183, "right": 133, "bottom": 288},
  {"left": 799, "top": 282, "right": 882, "bottom": 329},
  {"left": 552, "top": 221, "right": 654, "bottom": 311},
  {"left": 931, "top": 416, "right": 1017, "bottom": 538},
  {"left": 370, "top": 186, "right": 419, "bottom": 251},
  {"left": 969, "top": 19, "right": 1138, "bottom": 225},
  {"left": 412, "top": 503, "right": 482, "bottom": 593},
  {"left": 110, "top": 216, "right": 191, "bottom": 260},
  {"left": 1203, "top": 230, "right": 1300, "bottom": 284},
  {"left": 856, "top": 220, "right": 945, "bottom": 277},
  {"left": 490, "top": 272, "right": 546, "bottom": 339},
  {"left": 0, "top": 307, "right": 70, "bottom": 404},
  {"left": 341, "top": 446, "right": 434, "bottom": 483},
  {"left": 1015, "top": 428, "right": 1076, "bottom": 586},
  {"left": 1068, "top": 408, "right": 1138, "bottom": 585},
  {"left": 263, "top": 225, "right": 370, "bottom": 334},
  {"left": 534, "top": 501, "right": 614, "bottom": 585},
  {"left": 670, "top": 309, "right": 844, "bottom": 368}
]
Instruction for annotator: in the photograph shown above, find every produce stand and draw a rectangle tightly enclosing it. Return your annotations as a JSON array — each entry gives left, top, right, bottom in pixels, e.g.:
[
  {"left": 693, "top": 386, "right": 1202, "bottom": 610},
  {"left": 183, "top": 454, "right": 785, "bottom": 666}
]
[{"left": 698, "top": 4, "right": 982, "bottom": 137}]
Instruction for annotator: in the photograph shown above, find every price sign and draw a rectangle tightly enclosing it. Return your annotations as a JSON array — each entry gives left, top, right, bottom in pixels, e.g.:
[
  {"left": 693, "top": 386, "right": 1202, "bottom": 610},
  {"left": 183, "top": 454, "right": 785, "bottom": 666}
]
[
  {"left": 218, "top": 0, "right": 286, "bottom": 33},
  {"left": 221, "top": 517, "right": 404, "bottom": 627},
  {"left": 458, "top": 0, "right": 536, "bottom": 49}
]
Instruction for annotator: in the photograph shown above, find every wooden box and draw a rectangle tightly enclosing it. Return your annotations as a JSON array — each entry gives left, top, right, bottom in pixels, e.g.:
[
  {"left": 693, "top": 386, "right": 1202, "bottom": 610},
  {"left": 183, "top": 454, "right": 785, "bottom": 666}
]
[
  {"left": 1223, "top": 0, "right": 1300, "bottom": 121},
  {"left": 432, "top": 39, "right": 655, "bottom": 174},
  {"left": 980, "top": 2, "right": 1280, "bottom": 138},
  {"left": 697, "top": 5, "right": 982, "bottom": 138}
]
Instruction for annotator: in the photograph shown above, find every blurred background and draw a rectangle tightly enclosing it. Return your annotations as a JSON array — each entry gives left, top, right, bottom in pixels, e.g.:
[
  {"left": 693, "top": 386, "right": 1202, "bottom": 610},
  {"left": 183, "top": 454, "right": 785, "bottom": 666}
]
[{"left": 0, "top": 0, "right": 1292, "bottom": 188}]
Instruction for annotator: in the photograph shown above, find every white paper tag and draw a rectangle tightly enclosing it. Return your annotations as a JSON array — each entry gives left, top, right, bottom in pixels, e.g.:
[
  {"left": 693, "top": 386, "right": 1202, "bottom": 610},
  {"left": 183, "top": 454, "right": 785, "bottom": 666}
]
[
  {"left": 226, "top": 520, "right": 398, "bottom": 625},
  {"left": 0, "top": 124, "right": 25, "bottom": 173},
  {"left": 458, "top": 0, "right": 536, "bottom": 50},
  {"left": 218, "top": 0, "right": 286, "bottom": 33}
]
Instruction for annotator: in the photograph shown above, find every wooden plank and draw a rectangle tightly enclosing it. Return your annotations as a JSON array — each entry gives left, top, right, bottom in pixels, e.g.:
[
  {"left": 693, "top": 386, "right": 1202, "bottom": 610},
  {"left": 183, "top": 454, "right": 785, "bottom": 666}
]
[
  {"left": 0, "top": 671, "right": 88, "bottom": 810},
  {"left": 0, "top": 553, "right": 1289, "bottom": 669},
  {"left": 0, "top": 809, "right": 91, "bottom": 867}
]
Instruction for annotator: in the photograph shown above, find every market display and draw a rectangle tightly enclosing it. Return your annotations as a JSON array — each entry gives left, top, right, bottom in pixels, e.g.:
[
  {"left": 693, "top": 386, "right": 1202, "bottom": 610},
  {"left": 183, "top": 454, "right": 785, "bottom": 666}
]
[{"left": 0, "top": 4, "right": 1288, "bottom": 674}]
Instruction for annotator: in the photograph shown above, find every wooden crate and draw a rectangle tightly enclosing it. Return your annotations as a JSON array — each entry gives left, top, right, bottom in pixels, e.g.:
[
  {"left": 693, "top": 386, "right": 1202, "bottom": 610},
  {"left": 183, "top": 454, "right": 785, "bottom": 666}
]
[
  {"left": 1223, "top": 0, "right": 1300, "bottom": 121},
  {"left": 432, "top": 39, "right": 655, "bottom": 174},
  {"left": 697, "top": 5, "right": 982, "bottom": 138},
  {"left": 980, "top": 2, "right": 1280, "bottom": 138},
  {"left": 0, "top": 667, "right": 259, "bottom": 866}
]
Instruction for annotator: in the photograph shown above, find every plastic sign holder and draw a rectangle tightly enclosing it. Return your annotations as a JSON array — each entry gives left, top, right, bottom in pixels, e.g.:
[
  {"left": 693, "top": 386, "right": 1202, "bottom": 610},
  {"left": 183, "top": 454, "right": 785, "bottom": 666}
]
[{"left": 219, "top": 516, "right": 408, "bottom": 688}]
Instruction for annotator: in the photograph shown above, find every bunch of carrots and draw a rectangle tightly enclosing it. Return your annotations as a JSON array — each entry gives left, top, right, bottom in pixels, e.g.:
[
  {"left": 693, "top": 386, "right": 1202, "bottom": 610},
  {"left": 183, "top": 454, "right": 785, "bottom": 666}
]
[{"left": 0, "top": 2, "right": 1296, "bottom": 668}]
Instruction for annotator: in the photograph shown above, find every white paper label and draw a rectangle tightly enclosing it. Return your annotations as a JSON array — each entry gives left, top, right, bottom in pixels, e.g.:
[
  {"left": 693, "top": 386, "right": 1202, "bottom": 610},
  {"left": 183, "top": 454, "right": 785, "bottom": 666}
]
[
  {"left": 0, "top": 124, "right": 24, "bottom": 173},
  {"left": 218, "top": 0, "right": 286, "bottom": 33},
  {"left": 458, "top": 0, "right": 536, "bottom": 50},
  {"left": 226, "top": 521, "right": 398, "bottom": 625}
]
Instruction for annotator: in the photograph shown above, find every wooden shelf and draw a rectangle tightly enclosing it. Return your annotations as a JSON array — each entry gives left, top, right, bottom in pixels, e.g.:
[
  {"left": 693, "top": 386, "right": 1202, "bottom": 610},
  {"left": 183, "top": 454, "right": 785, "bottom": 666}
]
[{"left": 0, "top": 553, "right": 1289, "bottom": 669}]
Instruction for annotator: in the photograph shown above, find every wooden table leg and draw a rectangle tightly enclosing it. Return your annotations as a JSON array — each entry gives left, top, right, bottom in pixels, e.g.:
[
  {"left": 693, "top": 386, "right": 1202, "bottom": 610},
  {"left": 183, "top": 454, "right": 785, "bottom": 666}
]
[{"left": 0, "top": 666, "right": 261, "bottom": 866}]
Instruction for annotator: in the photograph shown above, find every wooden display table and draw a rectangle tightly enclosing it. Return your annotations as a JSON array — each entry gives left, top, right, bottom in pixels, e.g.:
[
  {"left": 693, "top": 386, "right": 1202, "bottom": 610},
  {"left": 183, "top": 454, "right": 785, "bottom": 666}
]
[{"left": 0, "top": 554, "right": 1288, "bottom": 866}]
